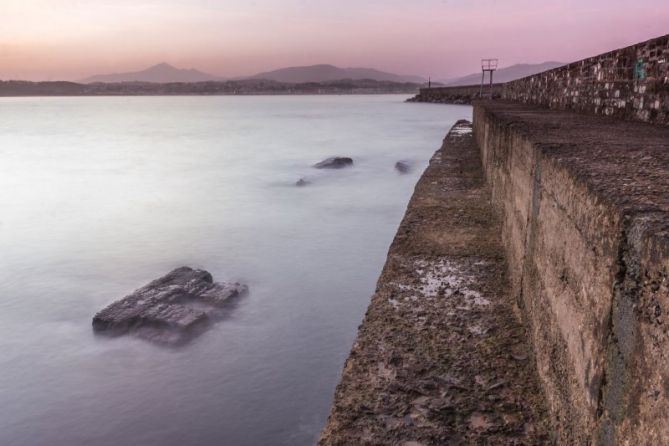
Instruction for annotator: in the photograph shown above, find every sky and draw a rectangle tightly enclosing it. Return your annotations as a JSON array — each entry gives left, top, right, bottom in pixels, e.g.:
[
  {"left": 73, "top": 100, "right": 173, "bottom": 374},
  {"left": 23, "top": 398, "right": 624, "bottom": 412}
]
[{"left": 1, "top": 0, "right": 668, "bottom": 81}]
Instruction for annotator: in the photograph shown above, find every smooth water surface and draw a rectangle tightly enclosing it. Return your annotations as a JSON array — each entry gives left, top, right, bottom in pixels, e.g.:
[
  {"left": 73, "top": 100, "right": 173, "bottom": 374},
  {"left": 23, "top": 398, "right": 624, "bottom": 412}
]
[{"left": 0, "top": 95, "right": 471, "bottom": 446}]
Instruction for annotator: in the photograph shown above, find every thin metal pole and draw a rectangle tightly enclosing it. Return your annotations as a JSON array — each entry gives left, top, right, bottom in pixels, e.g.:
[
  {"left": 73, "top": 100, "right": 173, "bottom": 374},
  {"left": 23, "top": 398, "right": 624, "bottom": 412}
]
[
  {"left": 480, "top": 71, "right": 484, "bottom": 98},
  {"left": 490, "top": 70, "right": 494, "bottom": 99}
]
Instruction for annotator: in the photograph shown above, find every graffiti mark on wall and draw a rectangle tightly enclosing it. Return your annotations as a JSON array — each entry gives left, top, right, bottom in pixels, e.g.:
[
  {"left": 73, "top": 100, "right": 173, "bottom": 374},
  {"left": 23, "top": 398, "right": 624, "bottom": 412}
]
[{"left": 634, "top": 59, "right": 646, "bottom": 80}]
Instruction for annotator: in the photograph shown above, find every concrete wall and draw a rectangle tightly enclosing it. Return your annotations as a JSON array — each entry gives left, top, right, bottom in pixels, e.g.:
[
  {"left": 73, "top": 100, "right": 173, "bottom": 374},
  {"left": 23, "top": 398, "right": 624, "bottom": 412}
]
[
  {"left": 473, "top": 102, "right": 669, "bottom": 444},
  {"left": 503, "top": 34, "right": 669, "bottom": 125}
]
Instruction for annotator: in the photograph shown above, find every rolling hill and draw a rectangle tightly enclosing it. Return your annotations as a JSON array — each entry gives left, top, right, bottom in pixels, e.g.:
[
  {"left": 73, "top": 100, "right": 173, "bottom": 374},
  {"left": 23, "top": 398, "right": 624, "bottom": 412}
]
[{"left": 249, "top": 64, "right": 425, "bottom": 83}]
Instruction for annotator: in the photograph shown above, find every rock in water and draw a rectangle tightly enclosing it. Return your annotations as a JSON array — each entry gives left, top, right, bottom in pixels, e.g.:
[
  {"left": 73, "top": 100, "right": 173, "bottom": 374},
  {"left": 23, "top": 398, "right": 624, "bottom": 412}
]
[
  {"left": 395, "top": 160, "right": 411, "bottom": 173},
  {"left": 313, "top": 157, "right": 353, "bottom": 169},
  {"left": 92, "top": 267, "right": 247, "bottom": 346},
  {"left": 296, "top": 178, "right": 309, "bottom": 187}
]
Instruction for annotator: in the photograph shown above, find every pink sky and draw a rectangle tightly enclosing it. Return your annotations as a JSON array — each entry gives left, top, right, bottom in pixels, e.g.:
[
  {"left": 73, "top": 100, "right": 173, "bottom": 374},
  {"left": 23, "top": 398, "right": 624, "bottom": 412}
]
[{"left": 1, "top": 0, "right": 668, "bottom": 81}]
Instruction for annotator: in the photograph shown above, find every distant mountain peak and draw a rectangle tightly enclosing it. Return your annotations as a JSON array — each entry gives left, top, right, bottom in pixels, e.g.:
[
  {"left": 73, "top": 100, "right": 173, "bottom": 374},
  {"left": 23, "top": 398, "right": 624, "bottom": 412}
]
[{"left": 81, "top": 63, "right": 223, "bottom": 84}]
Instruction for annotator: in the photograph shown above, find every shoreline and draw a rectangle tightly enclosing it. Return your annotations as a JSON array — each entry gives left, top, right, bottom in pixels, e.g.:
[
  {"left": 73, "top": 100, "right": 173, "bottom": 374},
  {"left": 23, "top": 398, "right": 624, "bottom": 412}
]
[
  {"left": 0, "top": 92, "right": 418, "bottom": 98},
  {"left": 0, "top": 79, "right": 422, "bottom": 97}
]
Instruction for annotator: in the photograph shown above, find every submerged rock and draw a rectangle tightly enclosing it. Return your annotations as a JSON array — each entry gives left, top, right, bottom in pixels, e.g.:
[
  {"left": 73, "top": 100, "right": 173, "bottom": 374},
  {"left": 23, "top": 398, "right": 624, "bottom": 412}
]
[
  {"left": 92, "top": 266, "right": 247, "bottom": 346},
  {"left": 395, "top": 160, "right": 412, "bottom": 174},
  {"left": 313, "top": 157, "right": 353, "bottom": 169}
]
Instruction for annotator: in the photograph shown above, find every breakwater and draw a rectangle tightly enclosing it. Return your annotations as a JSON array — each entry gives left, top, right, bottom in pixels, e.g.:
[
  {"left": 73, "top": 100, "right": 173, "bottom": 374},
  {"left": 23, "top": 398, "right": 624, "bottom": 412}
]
[
  {"left": 407, "top": 84, "right": 503, "bottom": 104},
  {"left": 323, "top": 33, "right": 669, "bottom": 445}
]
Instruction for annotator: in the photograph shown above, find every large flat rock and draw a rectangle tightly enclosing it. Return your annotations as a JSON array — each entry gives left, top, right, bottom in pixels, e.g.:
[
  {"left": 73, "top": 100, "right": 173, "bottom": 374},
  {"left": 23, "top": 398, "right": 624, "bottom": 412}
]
[{"left": 92, "top": 267, "right": 247, "bottom": 346}]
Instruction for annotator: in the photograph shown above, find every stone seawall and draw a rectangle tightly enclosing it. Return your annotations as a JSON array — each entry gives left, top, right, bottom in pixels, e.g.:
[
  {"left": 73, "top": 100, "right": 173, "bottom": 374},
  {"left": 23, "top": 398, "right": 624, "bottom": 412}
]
[
  {"left": 322, "top": 101, "right": 669, "bottom": 444},
  {"left": 407, "top": 84, "right": 503, "bottom": 104},
  {"left": 325, "top": 34, "right": 669, "bottom": 445},
  {"left": 503, "top": 34, "right": 669, "bottom": 125},
  {"left": 474, "top": 100, "right": 669, "bottom": 444},
  {"left": 411, "top": 34, "right": 669, "bottom": 125}
]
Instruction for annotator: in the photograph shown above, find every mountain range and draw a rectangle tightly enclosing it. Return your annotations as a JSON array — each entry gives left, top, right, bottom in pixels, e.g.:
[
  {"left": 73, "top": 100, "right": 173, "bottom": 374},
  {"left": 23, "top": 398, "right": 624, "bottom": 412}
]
[
  {"left": 442, "top": 61, "right": 565, "bottom": 86},
  {"left": 80, "top": 61, "right": 566, "bottom": 85},
  {"left": 81, "top": 63, "right": 425, "bottom": 84},
  {"left": 249, "top": 64, "right": 425, "bottom": 83}
]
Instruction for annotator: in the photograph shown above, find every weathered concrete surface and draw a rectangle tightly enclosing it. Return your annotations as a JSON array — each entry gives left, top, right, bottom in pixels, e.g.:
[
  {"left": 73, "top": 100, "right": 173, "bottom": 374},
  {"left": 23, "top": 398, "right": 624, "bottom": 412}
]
[
  {"left": 474, "top": 100, "right": 669, "bottom": 444},
  {"left": 92, "top": 267, "right": 247, "bottom": 346},
  {"left": 319, "top": 121, "right": 550, "bottom": 445}
]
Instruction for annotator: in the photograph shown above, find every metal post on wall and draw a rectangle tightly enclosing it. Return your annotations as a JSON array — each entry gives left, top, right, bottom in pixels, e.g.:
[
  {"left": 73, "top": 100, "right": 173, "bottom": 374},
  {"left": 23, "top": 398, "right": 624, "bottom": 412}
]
[{"left": 480, "top": 59, "right": 498, "bottom": 99}]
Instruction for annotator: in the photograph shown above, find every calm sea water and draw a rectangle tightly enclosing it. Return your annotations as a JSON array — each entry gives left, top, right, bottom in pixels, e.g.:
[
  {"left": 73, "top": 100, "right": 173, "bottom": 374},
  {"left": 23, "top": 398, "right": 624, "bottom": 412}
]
[{"left": 0, "top": 95, "right": 470, "bottom": 446}]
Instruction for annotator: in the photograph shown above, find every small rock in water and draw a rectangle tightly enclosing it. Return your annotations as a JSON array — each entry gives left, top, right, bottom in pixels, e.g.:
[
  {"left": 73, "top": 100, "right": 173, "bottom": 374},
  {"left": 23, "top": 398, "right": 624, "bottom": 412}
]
[
  {"left": 313, "top": 156, "right": 353, "bottom": 169},
  {"left": 296, "top": 178, "right": 309, "bottom": 187},
  {"left": 92, "top": 266, "right": 248, "bottom": 346},
  {"left": 395, "top": 160, "right": 411, "bottom": 174}
]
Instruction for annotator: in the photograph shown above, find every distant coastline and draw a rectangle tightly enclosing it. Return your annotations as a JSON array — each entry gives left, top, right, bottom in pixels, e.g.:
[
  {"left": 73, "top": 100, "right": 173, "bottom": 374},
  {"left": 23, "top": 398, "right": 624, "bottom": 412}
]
[
  {"left": 0, "top": 61, "right": 570, "bottom": 97},
  {"left": 0, "top": 79, "right": 422, "bottom": 97}
]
